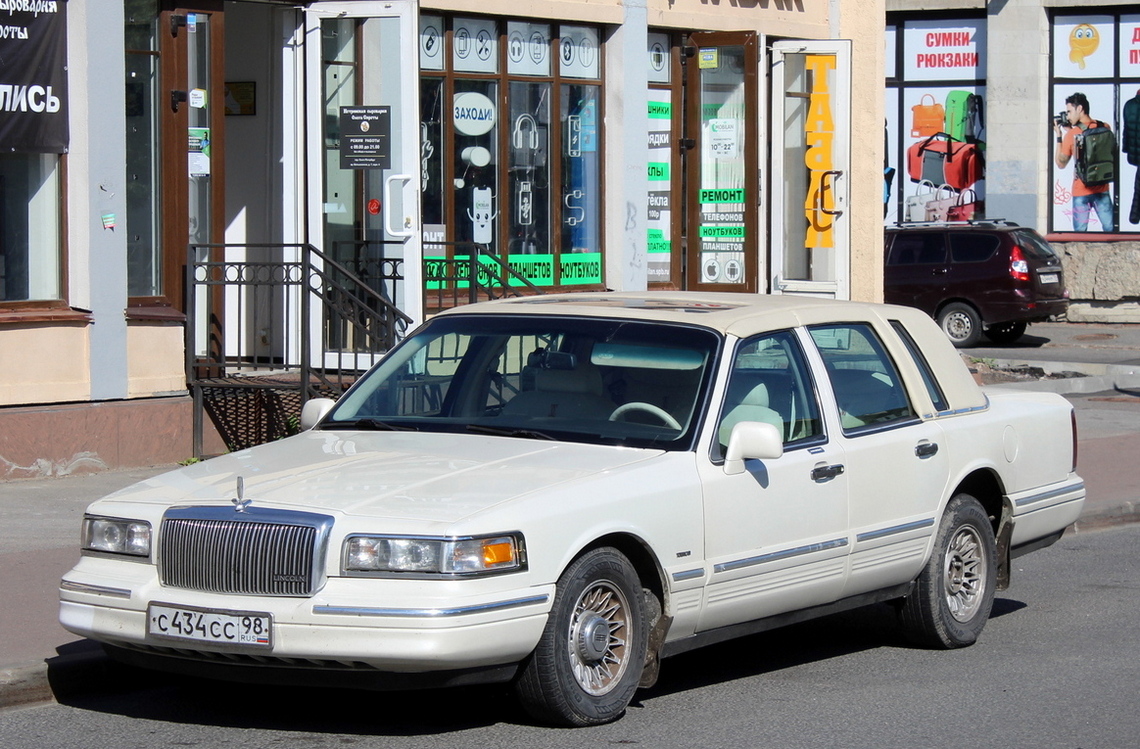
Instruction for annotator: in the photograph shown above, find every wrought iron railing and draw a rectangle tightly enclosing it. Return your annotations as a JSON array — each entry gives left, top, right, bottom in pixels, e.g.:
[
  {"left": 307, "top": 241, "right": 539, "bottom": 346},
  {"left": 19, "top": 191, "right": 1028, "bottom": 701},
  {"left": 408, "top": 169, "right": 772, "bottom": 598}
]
[{"left": 186, "top": 243, "right": 412, "bottom": 457}]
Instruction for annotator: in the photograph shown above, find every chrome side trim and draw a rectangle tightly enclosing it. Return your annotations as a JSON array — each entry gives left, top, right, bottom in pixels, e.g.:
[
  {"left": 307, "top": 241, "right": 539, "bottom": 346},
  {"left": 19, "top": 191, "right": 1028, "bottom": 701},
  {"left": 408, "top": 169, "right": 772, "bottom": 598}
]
[
  {"left": 671, "top": 568, "right": 705, "bottom": 582},
  {"left": 934, "top": 403, "right": 989, "bottom": 418},
  {"left": 856, "top": 518, "right": 935, "bottom": 543},
  {"left": 311, "top": 594, "right": 550, "bottom": 618},
  {"left": 1014, "top": 481, "right": 1086, "bottom": 508},
  {"left": 60, "top": 580, "right": 132, "bottom": 599},
  {"left": 713, "top": 538, "right": 849, "bottom": 574}
]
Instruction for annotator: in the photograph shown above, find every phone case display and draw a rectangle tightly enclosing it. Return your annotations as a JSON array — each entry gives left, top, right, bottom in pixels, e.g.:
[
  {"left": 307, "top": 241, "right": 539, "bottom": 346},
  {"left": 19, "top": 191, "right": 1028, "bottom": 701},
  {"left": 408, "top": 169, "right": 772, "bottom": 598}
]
[{"left": 560, "top": 86, "right": 601, "bottom": 285}]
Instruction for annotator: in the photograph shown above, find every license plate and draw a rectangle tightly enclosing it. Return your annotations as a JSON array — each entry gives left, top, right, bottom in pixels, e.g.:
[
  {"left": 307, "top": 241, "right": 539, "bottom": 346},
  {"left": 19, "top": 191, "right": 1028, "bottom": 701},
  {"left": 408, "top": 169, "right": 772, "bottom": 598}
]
[
  {"left": 148, "top": 603, "right": 272, "bottom": 648},
  {"left": 1039, "top": 272, "right": 1059, "bottom": 284}
]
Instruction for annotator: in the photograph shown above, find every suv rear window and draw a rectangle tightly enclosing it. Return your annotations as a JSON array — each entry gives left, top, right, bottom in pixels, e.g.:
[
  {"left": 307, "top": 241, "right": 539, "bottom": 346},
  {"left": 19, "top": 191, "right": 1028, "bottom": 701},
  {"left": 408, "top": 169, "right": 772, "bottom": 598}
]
[
  {"left": 949, "top": 232, "right": 999, "bottom": 263},
  {"left": 1012, "top": 229, "right": 1060, "bottom": 262}
]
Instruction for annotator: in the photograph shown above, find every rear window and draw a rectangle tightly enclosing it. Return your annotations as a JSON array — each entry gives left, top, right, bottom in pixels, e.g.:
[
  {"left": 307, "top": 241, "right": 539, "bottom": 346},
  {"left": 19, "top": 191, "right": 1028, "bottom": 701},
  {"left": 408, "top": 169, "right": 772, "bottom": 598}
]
[
  {"left": 949, "top": 232, "right": 999, "bottom": 263},
  {"left": 887, "top": 232, "right": 946, "bottom": 265},
  {"left": 1012, "top": 229, "right": 1060, "bottom": 262}
]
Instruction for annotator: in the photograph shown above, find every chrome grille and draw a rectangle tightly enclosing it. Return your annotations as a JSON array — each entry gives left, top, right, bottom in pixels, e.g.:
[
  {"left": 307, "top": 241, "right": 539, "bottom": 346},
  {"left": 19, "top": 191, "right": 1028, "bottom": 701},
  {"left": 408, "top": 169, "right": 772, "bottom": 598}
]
[{"left": 159, "top": 507, "right": 333, "bottom": 597}]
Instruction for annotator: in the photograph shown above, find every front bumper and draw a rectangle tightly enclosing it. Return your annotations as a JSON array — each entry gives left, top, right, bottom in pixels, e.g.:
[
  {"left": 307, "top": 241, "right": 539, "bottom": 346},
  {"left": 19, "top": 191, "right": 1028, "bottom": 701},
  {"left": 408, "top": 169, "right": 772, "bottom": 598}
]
[{"left": 60, "top": 559, "right": 553, "bottom": 676}]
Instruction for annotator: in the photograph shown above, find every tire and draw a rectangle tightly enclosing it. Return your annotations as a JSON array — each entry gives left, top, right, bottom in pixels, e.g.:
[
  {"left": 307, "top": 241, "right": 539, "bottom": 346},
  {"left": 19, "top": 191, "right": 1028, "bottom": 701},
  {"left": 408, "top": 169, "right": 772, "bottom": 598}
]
[
  {"left": 983, "top": 321, "right": 1027, "bottom": 345},
  {"left": 900, "top": 494, "right": 997, "bottom": 649},
  {"left": 937, "top": 303, "right": 983, "bottom": 348},
  {"left": 515, "top": 548, "right": 648, "bottom": 727}
]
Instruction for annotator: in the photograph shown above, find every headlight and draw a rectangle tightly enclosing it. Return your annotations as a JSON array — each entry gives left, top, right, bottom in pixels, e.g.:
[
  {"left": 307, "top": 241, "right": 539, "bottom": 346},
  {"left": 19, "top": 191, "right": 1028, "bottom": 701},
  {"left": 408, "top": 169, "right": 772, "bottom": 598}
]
[
  {"left": 343, "top": 533, "right": 525, "bottom": 576},
  {"left": 82, "top": 515, "right": 152, "bottom": 557}
]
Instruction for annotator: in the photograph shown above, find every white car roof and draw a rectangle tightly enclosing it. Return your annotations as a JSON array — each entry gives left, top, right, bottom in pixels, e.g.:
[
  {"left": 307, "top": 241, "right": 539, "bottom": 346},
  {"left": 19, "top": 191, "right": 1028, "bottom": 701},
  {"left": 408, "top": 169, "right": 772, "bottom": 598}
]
[{"left": 435, "top": 291, "right": 986, "bottom": 412}]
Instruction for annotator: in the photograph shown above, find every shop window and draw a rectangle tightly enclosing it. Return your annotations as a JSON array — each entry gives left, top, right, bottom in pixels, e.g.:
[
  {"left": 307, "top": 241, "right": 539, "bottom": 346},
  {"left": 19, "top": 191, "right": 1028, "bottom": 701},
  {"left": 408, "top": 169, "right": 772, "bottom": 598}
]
[
  {"left": 125, "top": 0, "right": 162, "bottom": 297},
  {"left": 1, "top": 0, "right": 67, "bottom": 307},
  {"left": 0, "top": 154, "right": 62, "bottom": 303},
  {"left": 420, "top": 16, "right": 603, "bottom": 290}
]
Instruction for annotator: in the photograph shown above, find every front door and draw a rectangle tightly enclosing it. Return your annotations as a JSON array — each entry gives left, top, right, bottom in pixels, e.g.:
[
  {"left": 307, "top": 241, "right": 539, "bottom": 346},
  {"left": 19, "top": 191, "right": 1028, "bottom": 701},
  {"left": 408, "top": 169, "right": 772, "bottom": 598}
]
[
  {"left": 304, "top": 1, "right": 423, "bottom": 369},
  {"left": 769, "top": 41, "right": 852, "bottom": 299},
  {"left": 684, "top": 32, "right": 760, "bottom": 292}
]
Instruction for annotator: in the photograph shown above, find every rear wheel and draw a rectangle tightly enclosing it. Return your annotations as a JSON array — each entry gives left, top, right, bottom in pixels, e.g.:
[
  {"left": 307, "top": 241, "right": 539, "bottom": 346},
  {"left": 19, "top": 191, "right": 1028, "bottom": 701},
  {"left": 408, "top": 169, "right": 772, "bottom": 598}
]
[
  {"left": 937, "top": 303, "right": 982, "bottom": 348},
  {"left": 983, "top": 321, "right": 1027, "bottom": 345},
  {"left": 515, "top": 547, "right": 647, "bottom": 727},
  {"left": 900, "top": 494, "right": 997, "bottom": 648}
]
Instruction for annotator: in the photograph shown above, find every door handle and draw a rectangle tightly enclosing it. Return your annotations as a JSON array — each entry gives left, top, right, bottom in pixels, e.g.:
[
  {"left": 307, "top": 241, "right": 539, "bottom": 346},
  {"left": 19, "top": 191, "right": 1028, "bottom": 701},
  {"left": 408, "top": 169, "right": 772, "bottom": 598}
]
[
  {"left": 811, "top": 463, "right": 845, "bottom": 481},
  {"left": 915, "top": 441, "right": 939, "bottom": 458},
  {"left": 384, "top": 174, "right": 414, "bottom": 238}
]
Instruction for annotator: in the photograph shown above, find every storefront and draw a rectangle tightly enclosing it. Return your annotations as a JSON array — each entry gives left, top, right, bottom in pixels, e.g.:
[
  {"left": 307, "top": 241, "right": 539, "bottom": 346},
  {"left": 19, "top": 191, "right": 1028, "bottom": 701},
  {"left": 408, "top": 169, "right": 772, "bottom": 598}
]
[
  {"left": 886, "top": 2, "right": 1140, "bottom": 322},
  {"left": 0, "top": 0, "right": 885, "bottom": 475}
]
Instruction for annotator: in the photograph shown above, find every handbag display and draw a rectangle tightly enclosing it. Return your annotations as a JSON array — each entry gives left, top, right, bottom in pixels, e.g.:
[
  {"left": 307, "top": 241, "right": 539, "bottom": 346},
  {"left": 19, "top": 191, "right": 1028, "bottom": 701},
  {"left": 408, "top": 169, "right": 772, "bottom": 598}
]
[
  {"left": 947, "top": 188, "right": 984, "bottom": 221},
  {"left": 904, "top": 180, "right": 937, "bottom": 222},
  {"left": 910, "top": 94, "right": 945, "bottom": 138},
  {"left": 924, "top": 184, "right": 958, "bottom": 222}
]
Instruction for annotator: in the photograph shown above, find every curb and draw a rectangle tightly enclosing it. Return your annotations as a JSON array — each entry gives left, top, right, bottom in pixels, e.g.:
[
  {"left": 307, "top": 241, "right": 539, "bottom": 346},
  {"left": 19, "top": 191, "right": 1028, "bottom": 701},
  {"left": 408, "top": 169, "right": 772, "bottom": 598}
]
[{"left": 0, "top": 642, "right": 140, "bottom": 713}]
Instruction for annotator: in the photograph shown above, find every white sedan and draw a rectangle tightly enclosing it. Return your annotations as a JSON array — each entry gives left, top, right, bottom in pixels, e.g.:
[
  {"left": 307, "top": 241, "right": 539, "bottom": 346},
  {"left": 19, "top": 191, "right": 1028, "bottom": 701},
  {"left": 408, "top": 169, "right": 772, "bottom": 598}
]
[{"left": 60, "top": 292, "right": 1085, "bottom": 726}]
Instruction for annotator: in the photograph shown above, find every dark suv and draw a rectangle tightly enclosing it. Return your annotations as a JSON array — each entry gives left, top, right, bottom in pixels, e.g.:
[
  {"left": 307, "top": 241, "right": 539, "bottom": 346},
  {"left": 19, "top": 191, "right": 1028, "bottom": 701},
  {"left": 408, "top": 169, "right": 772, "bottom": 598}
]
[{"left": 884, "top": 221, "right": 1069, "bottom": 347}]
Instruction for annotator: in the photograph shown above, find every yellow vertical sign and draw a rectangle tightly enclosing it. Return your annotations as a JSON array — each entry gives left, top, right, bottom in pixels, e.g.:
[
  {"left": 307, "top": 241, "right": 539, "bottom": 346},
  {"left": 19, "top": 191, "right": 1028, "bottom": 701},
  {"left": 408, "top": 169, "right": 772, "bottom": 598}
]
[{"left": 803, "top": 54, "right": 836, "bottom": 249}]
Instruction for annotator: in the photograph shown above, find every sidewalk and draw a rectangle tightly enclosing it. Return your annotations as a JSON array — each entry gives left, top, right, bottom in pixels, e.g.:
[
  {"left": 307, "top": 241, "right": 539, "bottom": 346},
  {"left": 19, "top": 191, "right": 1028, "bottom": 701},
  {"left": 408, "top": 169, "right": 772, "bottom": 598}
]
[{"left": 2, "top": 324, "right": 1139, "bottom": 711}]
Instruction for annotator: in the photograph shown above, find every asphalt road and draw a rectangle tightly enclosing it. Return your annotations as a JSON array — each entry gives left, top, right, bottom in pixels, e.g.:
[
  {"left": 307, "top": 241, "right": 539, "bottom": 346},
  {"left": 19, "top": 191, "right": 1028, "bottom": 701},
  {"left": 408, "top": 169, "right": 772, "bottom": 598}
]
[{"left": 2, "top": 523, "right": 1136, "bottom": 749}]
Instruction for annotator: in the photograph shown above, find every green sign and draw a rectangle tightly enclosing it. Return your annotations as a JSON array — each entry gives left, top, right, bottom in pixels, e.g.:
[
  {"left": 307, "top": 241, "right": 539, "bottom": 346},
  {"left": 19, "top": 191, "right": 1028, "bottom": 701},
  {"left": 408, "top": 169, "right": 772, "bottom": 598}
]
[
  {"left": 648, "top": 162, "right": 670, "bottom": 181},
  {"left": 699, "top": 188, "right": 745, "bottom": 204},
  {"left": 699, "top": 225, "right": 746, "bottom": 239},
  {"left": 560, "top": 252, "right": 602, "bottom": 285},
  {"left": 648, "top": 101, "right": 671, "bottom": 119}
]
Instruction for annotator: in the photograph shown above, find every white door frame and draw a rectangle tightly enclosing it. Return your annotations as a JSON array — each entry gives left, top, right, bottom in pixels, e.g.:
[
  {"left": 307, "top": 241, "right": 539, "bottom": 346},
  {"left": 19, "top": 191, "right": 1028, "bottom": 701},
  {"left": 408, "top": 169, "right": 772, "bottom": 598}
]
[
  {"left": 303, "top": 1, "right": 423, "bottom": 370},
  {"left": 769, "top": 40, "right": 851, "bottom": 299}
]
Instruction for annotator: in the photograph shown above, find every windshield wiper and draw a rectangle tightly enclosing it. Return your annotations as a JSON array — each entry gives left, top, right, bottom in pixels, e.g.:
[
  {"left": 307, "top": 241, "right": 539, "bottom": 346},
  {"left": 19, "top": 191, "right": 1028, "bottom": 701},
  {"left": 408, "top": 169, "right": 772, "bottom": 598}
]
[
  {"left": 465, "top": 424, "right": 555, "bottom": 441},
  {"left": 324, "top": 418, "right": 418, "bottom": 432}
]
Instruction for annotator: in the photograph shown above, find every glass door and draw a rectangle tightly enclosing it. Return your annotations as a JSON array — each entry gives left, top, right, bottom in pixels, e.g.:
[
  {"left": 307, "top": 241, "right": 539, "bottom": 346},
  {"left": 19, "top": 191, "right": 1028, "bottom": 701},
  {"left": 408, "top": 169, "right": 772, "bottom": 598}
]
[
  {"left": 305, "top": 1, "right": 422, "bottom": 369},
  {"left": 685, "top": 32, "right": 758, "bottom": 292},
  {"left": 769, "top": 40, "right": 852, "bottom": 298}
]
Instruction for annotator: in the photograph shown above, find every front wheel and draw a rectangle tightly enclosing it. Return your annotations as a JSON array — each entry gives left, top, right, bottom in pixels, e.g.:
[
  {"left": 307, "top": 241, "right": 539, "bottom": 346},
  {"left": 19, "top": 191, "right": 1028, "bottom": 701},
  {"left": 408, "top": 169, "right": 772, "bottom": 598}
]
[
  {"left": 937, "top": 303, "right": 983, "bottom": 348},
  {"left": 515, "top": 548, "right": 648, "bottom": 727},
  {"left": 899, "top": 494, "right": 997, "bottom": 648}
]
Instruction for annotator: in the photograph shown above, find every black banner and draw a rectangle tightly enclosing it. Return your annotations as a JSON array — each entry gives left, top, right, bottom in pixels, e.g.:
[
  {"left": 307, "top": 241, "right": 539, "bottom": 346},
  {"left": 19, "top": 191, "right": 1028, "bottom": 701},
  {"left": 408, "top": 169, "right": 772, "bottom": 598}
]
[{"left": 0, "top": 0, "right": 68, "bottom": 153}]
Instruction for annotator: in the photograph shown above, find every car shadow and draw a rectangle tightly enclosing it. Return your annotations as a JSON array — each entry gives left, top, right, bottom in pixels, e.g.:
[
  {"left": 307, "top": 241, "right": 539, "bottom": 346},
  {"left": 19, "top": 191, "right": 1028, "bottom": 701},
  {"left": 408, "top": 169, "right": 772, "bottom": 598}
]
[
  {"left": 967, "top": 332, "right": 1051, "bottom": 350},
  {"left": 53, "top": 599, "right": 1032, "bottom": 734}
]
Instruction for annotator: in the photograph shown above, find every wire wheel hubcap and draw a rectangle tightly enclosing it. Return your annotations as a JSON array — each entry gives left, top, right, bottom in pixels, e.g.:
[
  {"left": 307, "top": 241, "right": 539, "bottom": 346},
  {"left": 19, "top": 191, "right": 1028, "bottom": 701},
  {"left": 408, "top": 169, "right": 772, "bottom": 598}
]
[
  {"left": 567, "top": 580, "right": 630, "bottom": 696},
  {"left": 944, "top": 525, "right": 986, "bottom": 622}
]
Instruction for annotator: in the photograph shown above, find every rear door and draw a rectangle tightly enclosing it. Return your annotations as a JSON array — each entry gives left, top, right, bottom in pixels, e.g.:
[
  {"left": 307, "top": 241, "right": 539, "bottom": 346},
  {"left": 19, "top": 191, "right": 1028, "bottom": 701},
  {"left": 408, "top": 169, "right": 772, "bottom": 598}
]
[
  {"left": 805, "top": 322, "right": 948, "bottom": 597},
  {"left": 884, "top": 230, "right": 949, "bottom": 316}
]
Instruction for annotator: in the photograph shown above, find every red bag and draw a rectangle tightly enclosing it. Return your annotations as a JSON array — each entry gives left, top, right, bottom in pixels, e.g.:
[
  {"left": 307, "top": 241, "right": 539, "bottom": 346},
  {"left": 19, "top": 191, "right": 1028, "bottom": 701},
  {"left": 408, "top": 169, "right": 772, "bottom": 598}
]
[
  {"left": 947, "top": 188, "right": 984, "bottom": 221},
  {"left": 907, "top": 133, "right": 984, "bottom": 190}
]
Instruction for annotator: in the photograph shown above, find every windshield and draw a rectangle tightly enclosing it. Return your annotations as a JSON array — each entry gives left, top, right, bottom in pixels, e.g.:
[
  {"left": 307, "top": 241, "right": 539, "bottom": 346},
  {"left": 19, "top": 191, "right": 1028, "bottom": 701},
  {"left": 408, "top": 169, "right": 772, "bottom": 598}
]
[{"left": 324, "top": 314, "right": 721, "bottom": 450}]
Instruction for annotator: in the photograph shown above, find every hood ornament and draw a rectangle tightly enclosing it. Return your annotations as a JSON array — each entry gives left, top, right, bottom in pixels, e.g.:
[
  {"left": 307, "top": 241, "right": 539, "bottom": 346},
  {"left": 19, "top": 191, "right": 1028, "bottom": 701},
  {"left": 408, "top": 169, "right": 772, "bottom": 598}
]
[{"left": 232, "top": 476, "right": 252, "bottom": 512}]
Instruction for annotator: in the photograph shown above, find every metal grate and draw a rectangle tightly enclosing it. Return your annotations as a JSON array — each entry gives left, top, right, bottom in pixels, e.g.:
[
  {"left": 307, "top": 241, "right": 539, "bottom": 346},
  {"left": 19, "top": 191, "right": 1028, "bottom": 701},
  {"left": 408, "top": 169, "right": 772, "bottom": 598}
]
[{"left": 159, "top": 509, "right": 331, "bottom": 597}]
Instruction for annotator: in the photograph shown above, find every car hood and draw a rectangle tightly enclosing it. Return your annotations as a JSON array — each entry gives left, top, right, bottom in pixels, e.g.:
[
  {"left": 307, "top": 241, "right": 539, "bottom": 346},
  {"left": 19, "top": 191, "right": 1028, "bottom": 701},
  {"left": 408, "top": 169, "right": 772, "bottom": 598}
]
[{"left": 103, "top": 430, "right": 662, "bottom": 524}]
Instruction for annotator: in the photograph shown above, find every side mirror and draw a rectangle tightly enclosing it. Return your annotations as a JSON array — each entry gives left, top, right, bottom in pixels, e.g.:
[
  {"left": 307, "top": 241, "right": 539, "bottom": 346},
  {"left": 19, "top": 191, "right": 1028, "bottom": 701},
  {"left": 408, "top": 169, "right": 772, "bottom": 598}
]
[
  {"left": 723, "top": 421, "right": 783, "bottom": 476},
  {"left": 300, "top": 398, "right": 336, "bottom": 430}
]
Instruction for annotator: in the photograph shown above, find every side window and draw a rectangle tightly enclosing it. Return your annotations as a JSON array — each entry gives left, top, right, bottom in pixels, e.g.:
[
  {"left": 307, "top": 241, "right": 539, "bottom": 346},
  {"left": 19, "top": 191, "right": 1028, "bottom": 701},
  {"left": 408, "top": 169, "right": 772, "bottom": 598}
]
[
  {"left": 887, "top": 232, "right": 946, "bottom": 265},
  {"left": 889, "top": 320, "right": 949, "bottom": 412},
  {"left": 809, "top": 324, "right": 917, "bottom": 433},
  {"left": 949, "top": 232, "right": 999, "bottom": 263},
  {"left": 714, "top": 330, "right": 823, "bottom": 458}
]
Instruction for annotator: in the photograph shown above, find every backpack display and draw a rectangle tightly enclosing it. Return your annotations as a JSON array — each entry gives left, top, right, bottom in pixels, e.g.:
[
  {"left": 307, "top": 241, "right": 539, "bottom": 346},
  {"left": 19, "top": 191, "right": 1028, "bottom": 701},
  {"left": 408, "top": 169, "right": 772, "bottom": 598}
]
[
  {"left": 1075, "top": 121, "right": 1117, "bottom": 187},
  {"left": 944, "top": 91, "right": 984, "bottom": 143}
]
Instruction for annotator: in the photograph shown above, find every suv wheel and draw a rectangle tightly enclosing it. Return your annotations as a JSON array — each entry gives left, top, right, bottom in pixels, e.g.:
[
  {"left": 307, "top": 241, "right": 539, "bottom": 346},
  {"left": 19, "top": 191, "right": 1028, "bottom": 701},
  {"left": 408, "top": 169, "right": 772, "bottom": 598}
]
[
  {"left": 937, "top": 303, "right": 982, "bottom": 348},
  {"left": 983, "top": 321, "right": 1027, "bottom": 345}
]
